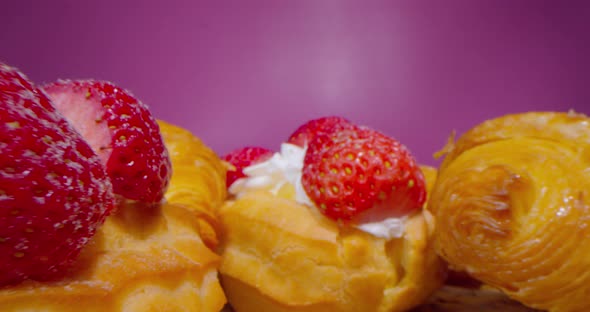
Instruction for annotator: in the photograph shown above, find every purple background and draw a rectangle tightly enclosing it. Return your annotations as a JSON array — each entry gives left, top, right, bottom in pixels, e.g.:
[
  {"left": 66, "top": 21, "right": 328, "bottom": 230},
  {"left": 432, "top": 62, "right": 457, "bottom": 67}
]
[{"left": 1, "top": 1, "right": 589, "bottom": 165}]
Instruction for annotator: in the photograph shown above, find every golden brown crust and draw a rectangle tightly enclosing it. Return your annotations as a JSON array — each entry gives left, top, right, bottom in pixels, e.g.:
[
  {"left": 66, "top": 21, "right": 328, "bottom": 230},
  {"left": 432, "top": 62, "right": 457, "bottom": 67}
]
[
  {"left": 0, "top": 120, "right": 228, "bottom": 311},
  {"left": 0, "top": 203, "right": 226, "bottom": 312},
  {"left": 159, "top": 120, "right": 228, "bottom": 249},
  {"left": 420, "top": 166, "right": 438, "bottom": 198},
  {"left": 430, "top": 111, "right": 590, "bottom": 311},
  {"left": 436, "top": 111, "right": 590, "bottom": 172},
  {"left": 219, "top": 187, "right": 445, "bottom": 312}
]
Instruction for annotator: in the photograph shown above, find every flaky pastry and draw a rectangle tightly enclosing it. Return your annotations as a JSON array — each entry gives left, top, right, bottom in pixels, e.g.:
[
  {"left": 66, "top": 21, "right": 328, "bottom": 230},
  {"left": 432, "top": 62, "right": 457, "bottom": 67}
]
[
  {"left": 0, "top": 121, "right": 227, "bottom": 311},
  {"left": 430, "top": 111, "right": 590, "bottom": 312}
]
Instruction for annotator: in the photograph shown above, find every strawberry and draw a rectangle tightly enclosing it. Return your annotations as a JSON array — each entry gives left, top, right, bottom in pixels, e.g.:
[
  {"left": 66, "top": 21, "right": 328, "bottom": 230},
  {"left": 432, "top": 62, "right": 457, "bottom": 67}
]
[
  {"left": 222, "top": 147, "right": 273, "bottom": 187},
  {"left": 42, "top": 80, "right": 172, "bottom": 204},
  {"left": 287, "top": 116, "right": 354, "bottom": 147},
  {"left": 0, "top": 63, "right": 114, "bottom": 285},
  {"left": 301, "top": 127, "right": 426, "bottom": 222}
]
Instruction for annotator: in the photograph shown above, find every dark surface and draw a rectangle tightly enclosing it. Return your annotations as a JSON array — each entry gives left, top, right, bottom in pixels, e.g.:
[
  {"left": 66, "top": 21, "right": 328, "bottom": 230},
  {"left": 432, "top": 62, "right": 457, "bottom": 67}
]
[{"left": 221, "top": 286, "right": 541, "bottom": 311}]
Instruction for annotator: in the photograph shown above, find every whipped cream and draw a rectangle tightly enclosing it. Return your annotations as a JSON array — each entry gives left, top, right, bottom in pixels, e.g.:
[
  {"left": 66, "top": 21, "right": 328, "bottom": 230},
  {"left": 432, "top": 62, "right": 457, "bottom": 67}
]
[
  {"left": 229, "top": 143, "right": 407, "bottom": 240},
  {"left": 228, "top": 143, "right": 313, "bottom": 206},
  {"left": 355, "top": 217, "right": 407, "bottom": 239}
]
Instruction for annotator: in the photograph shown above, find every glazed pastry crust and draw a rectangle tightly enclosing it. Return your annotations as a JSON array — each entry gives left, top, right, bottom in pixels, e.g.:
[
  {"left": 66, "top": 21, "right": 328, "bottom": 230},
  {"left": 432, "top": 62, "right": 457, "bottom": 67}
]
[
  {"left": 219, "top": 182, "right": 445, "bottom": 312},
  {"left": 159, "top": 120, "right": 228, "bottom": 250},
  {"left": 430, "top": 112, "right": 590, "bottom": 312},
  {"left": 0, "top": 120, "right": 227, "bottom": 311}
]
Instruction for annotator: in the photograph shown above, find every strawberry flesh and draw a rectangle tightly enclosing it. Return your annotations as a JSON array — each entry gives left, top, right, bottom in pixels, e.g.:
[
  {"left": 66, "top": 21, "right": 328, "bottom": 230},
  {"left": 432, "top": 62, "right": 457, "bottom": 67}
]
[
  {"left": 0, "top": 64, "right": 115, "bottom": 285},
  {"left": 301, "top": 127, "right": 426, "bottom": 222},
  {"left": 223, "top": 146, "right": 273, "bottom": 187},
  {"left": 42, "top": 80, "right": 172, "bottom": 204}
]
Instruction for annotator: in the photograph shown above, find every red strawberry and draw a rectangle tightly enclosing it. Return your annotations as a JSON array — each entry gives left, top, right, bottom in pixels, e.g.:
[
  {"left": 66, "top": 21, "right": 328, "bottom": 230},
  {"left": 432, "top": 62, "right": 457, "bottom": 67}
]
[
  {"left": 0, "top": 63, "right": 114, "bottom": 285},
  {"left": 301, "top": 127, "right": 426, "bottom": 222},
  {"left": 287, "top": 116, "right": 354, "bottom": 147},
  {"left": 42, "top": 80, "right": 172, "bottom": 204},
  {"left": 222, "top": 147, "right": 273, "bottom": 187}
]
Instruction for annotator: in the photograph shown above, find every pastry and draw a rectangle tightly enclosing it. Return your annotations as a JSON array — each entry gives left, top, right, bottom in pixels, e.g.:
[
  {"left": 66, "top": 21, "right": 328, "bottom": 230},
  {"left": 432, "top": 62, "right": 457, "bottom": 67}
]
[
  {"left": 218, "top": 117, "right": 445, "bottom": 312},
  {"left": 429, "top": 111, "right": 590, "bottom": 311},
  {"left": 159, "top": 120, "right": 228, "bottom": 250},
  {"left": 0, "top": 63, "right": 226, "bottom": 311}
]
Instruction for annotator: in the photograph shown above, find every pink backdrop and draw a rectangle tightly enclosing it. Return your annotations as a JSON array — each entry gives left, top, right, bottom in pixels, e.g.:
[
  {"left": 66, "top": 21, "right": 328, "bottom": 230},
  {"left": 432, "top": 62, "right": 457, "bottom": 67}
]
[{"left": 1, "top": 1, "right": 589, "bottom": 165}]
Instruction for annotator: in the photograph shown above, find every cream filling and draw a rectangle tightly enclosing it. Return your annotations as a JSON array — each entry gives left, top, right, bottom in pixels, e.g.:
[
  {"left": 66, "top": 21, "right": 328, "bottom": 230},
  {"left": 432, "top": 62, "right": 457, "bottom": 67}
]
[{"left": 228, "top": 143, "right": 407, "bottom": 239}]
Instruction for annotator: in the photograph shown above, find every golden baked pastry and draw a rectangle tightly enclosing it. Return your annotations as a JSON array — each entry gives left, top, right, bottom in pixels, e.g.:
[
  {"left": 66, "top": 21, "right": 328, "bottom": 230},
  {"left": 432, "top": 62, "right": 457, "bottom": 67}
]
[
  {"left": 219, "top": 165, "right": 445, "bottom": 312},
  {"left": 429, "top": 111, "right": 590, "bottom": 312},
  {"left": 159, "top": 120, "right": 228, "bottom": 250},
  {"left": 0, "top": 121, "right": 227, "bottom": 311}
]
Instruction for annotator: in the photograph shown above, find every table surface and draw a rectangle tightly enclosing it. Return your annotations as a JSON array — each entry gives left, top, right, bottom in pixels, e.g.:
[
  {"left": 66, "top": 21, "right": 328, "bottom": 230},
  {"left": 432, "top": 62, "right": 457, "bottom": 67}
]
[{"left": 220, "top": 286, "right": 539, "bottom": 311}]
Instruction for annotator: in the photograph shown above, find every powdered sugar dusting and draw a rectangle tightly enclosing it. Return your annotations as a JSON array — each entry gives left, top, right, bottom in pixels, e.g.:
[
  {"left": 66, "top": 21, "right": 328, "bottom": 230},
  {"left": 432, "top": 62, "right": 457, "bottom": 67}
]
[
  {"left": 46, "top": 86, "right": 112, "bottom": 165},
  {"left": 0, "top": 63, "right": 115, "bottom": 284}
]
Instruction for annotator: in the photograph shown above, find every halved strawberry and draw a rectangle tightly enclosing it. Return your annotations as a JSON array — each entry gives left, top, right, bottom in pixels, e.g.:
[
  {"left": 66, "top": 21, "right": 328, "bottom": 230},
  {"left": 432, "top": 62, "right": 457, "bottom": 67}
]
[
  {"left": 0, "top": 63, "right": 114, "bottom": 285},
  {"left": 222, "top": 147, "right": 273, "bottom": 187},
  {"left": 301, "top": 127, "right": 426, "bottom": 222},
  {"left": 287, "top": 116, "right": 354, "bottom": 148},
  {"left": 42, "top": 80, "right": 172, "bottom": 204}
]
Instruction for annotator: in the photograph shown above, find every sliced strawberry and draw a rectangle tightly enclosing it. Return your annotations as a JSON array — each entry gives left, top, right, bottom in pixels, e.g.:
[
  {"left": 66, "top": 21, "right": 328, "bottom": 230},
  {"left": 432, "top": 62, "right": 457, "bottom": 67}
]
[
  {"left": 42, "top": 80, "right": 172, "bottom": 204},
  {"left": 222, "top": 147, "right": 273, "bottom": 187},
  {"left": 0, "top": 63, "right": 114, "bottom": 285},
  {"left": 287, "top": 116, "right": 355, "bottom": 147},
  {"left": 301, "top": 126, "right": 426, "bottom": 222}
]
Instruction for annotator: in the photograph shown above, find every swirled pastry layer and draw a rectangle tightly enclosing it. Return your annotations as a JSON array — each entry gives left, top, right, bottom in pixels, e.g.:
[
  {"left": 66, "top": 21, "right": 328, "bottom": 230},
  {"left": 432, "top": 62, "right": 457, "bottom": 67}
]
[{"left": 430, "top": 111, "right": 590, "bottom": 312}]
